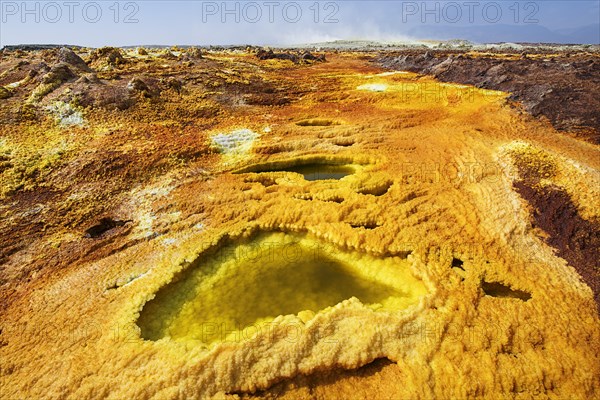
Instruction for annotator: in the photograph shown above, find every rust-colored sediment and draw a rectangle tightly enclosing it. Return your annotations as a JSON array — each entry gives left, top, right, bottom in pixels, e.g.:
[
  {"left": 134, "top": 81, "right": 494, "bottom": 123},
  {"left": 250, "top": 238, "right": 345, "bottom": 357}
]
[{"left": 511, "top": 153, "right": 600, "bottom": 313}]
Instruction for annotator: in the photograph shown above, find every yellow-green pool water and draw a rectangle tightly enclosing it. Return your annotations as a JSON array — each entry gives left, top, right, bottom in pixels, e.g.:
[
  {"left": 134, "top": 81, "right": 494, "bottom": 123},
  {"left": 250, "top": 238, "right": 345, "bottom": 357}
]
[{"left": 137, "top": 232, "right": 427, "bottom": 344}]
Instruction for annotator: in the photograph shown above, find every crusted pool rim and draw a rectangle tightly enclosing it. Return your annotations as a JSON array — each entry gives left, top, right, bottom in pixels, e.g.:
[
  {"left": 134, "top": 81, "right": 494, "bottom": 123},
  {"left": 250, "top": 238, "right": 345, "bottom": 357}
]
[{"left": 136, "top": 228, "right": 429, "bottom": 345}]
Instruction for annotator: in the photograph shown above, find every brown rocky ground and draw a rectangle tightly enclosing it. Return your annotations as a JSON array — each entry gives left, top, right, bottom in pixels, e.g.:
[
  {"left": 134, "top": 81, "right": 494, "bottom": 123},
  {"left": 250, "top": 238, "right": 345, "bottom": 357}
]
[
  {"left": 0, "top": 46, "right": 599, "bottom": 399},
  {"left": 377, "top": 49, "right": 600, "bottom": 144}
]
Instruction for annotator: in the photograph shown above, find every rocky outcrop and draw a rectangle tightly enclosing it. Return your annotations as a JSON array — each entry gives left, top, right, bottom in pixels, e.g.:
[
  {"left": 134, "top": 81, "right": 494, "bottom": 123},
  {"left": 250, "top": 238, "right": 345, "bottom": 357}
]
[
  {"left": 57, "top": 47, "right": 91, "bottom": 72},
  {"left": 256, "top": 49, "right": 326, "bottom": 63},
  {"left": 88, "top": 46, "right": 126, "bottom": 69},
  {"left": 377, "top": 51, "right": 600, "bottom": 143}
]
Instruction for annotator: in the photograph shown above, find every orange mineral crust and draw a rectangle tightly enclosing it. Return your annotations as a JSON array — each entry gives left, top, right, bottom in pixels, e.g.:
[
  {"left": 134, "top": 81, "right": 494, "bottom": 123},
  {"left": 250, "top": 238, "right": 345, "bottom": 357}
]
[{"left": 0, "top": 47, "right": 599, "bottom": 399}]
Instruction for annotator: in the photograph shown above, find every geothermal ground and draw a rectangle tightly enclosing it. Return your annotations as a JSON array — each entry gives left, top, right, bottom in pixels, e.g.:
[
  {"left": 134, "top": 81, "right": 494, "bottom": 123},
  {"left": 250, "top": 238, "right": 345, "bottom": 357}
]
[{"left": 0, "top": 46, "right": 599, "bottom": 399}]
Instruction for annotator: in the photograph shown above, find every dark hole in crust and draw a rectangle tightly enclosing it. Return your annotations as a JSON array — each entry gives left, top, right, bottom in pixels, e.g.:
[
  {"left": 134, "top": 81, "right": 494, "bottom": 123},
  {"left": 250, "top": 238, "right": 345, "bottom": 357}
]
[
  {"left": 332, "top": 139, "right": 355, "bottom": 147},
  {"left": 323, "top": 196, "right": 344, "bottom": 203},
  {"left": 295, "top": 195, "right": 344, "bottom": 203},
  {"left": 349, "top": 222, "right": 380, "bottom": 230},
  {"left": 482, "top": 281, "right": 532, "bottom": 301},
  {"left": 358, "top": 180, "right": 393, "bottom": 197},
  {"left": 451, "top": 257, "right": 465, "bottom": 271},
  {"left": 84, "top": 217, "right": 129, "bottom": 238}
]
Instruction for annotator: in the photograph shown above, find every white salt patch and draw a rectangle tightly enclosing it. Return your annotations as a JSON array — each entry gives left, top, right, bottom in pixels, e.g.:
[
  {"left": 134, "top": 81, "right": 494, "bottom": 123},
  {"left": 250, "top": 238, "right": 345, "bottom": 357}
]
[
  {"left": 136, "top": 213, "right": 156, "bottom": 238},
  {"left": 375, "top": 71, "right": 408, "bottom": 77},
  {"left": 122, "top": 271, "right": 151, "bottom": 288},
  {"left": 211, "top": 128, "right": 260, "bottom": 155},
  {"left": 127, "top": 183, "right": 175, "bottom": 240},
  {"left": 357, "top": 83, "right": 388, "bottom": 92},
  {"left": 6, "top": 79, "right": 25, "bottom": 88},
  {"left": 161, "top": 238, "right": 177, "bottom": 246},
  {"left": 46, "top": 101, "right": 85, "bottom": 127}
]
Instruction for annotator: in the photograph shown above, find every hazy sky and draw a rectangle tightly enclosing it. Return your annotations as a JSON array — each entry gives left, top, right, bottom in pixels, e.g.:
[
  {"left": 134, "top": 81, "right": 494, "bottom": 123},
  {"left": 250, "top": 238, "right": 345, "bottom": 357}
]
[{"left": 1, "top": 1, "right": 599, "bottom": 46}]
